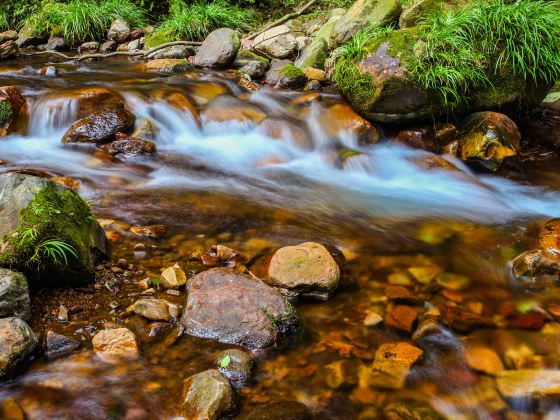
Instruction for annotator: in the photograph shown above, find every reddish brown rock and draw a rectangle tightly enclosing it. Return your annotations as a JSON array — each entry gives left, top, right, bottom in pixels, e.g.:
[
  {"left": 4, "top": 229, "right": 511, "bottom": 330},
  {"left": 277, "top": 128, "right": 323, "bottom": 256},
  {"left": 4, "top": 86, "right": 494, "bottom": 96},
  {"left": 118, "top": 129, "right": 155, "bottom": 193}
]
[
  {"left": 385, "top": 305, "right": 419, "bottom": 333},
  {"left": 319, "top": 103, "right": 380, "bottom": 145},
  {"left": 441, "top": 305, "right": 495, "bottom": 334},
  {"left": 179, "top": 268, "right": 300, "bottom": 350},
  {"left": 0, "top": 86, "right": 26, "bottom": 134},
  {"left": 62, "top": 108, "right": 135, "bottom": 144},
  {"left": 384, "top": 285, "right": 423, "bottom": 305},
  {"left": 508, "top": 313, "right": 546, "bottom": 330},
  {"left": 101, "top": 132, "right": 156, "bottom": 159}
]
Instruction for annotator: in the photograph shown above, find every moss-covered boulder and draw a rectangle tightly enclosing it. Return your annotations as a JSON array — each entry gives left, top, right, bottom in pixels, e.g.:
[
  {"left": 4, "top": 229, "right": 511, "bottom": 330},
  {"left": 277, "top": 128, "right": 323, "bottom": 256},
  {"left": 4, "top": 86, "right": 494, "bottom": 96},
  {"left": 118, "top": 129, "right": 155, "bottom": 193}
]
[
  {"left": 265, "top": 60, "right": 307, "bottom": 89},
  {"left": 457, "top": 111, "right": 520, "bottom": 171},
  {"left": 0, "top": 86, "right": 26, "bottom": 136},
  {"left": 330, "top": 0, "right": 402, "bottom": 46},
  {"left": 0, "top": 173, "right": 108, "bottom": 285},
  {"left": 295, "top": 15, "right": 342, "bottom": 70},
  {"left": 16, "top": 23, "right": 48, "bottom": 48},
  {"left": 334, "top": 27, "right": 552, "bottom": 123},
  {"left": 399, "top": 0, "right": 470, "bottom": 28}
]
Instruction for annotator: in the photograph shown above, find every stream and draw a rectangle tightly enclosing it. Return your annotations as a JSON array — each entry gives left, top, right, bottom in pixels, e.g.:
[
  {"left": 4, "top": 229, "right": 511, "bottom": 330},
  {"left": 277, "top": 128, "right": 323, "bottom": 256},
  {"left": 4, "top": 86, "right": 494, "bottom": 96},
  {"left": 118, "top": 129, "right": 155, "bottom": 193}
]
[{"left": 1, "top": 57, "right": 560, "bottom": 419}]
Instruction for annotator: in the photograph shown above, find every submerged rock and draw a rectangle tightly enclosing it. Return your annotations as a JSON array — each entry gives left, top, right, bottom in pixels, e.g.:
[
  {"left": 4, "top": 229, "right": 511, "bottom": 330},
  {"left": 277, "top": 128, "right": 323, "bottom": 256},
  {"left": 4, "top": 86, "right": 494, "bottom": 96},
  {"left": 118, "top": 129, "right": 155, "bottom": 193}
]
[
  {"left": 0, "top": 317, "right": 37, "bottom": 379},
  {"left": 254, "top": 25, "right": 297, "bottom": 59},
  {"left": 130, "top": 298, "right": 180, "bottom": 321},
  {"left": 201, "top": 95, "right": 266, "bottom": 127},
  {"left": 193, "top": 28, "right": 240, "bottom": 68},
  {"left": 92, "top": 328, "right": 139, "bottom": 361},
  {"left": 179, "top": 268, "right": 300, "bottom": 350},
  {"left": 0, "top": 173, "right": 107, "bottom": 284},
  {"left": 143, "top": 59, "right": 192, "bottom": 73},
  {"left": 496, "top": 369, "right": 560, "bottom": 402},
  {"left": 267, "top": 242, "right": 340, "bottom": 298},
  {"left": 319, "top": 103, "right": 380, "bottom": 144},
  {"left": 62, "top": 108, "right": 135, "bottom": 144},
  {"left": 160, "top": 264, "right": 187, "bottom": 289},
  {"left": 239, "top": 401, "right": 311, "bottom": 420},
  {"left": 457, "top": 112, "right": 520, "bottom": 171},
  {"left": 101, "top": 132, "right": 156, "bottom": 159},
  {"left": 45, "top": 331, "right": 80, "bottom": 359},
  {"left": 180, "top": 369, "right": 236, "bottom": 419},
  {"left": 369, "top": 342, "right": 423, "bottom": 389},
  {"left": 0, "top": 269, "right": 30, "bottom": 321},
  {"left": 215, "top": 349, "right": 254, "bottom": 387},
  {"left": 330, "top": 0, "right": 402, "bottom": 46},
  {"left": 265, "top": 60, "right": 307, "bottom": 89},
  {"left": 384, "top": 401, "right": 444, "bottom": 420}
]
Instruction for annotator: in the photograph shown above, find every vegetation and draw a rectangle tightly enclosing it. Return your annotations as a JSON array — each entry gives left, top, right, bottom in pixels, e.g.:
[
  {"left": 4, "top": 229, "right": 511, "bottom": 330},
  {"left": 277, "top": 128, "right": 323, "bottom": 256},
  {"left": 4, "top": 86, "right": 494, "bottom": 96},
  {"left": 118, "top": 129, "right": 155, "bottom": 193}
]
[
  {"left": 151, "top": 0, "right": 256, "bottom": 42},
  {"left": 19, "top": 228, "right": 78, "bottom": 268},
  {"left": 24, "top": 0, "right": 147, "bottom": 43}
]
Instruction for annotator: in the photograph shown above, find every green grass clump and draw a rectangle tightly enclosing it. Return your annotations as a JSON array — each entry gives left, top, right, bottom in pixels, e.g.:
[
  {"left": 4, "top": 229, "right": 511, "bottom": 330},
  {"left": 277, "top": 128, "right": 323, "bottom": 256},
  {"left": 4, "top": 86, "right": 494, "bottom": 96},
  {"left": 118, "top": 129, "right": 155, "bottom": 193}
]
[
  {"left": 152, "top": 0, "right": 256, "bottom": 42},
  {"left": 0, "top": 10, "right": 8, "bottom": 30},
  {"left": 410, "top": 0, "right": 560, "bottom": 107},
  {"left": 25, "top": 0, "right": 147, "bottom": 44}
]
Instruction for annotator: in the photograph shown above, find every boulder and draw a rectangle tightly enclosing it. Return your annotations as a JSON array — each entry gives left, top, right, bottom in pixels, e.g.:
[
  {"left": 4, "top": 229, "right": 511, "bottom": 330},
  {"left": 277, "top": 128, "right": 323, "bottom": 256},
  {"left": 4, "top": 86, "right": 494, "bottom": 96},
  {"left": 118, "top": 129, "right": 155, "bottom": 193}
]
[
  {"left": 0, "top": 269, "right": 30, "bottom": 321},
  {"left": 457, "top": 111, "right": 520, "bottom": 171},
  {"left": 92, "top": 328, "right": 139, "bottom": 361},
  {"left": 400, "top": 0, "right": 470, "bottom": 28},
  {"left": 46, "top": 87, "right": 124, "bottom": 119},
  {"left": 16, "top": 24, "right": 48, "bottom": 48},
  {"left": 62, "top": 108, "right": 135, "bottom": 144},
  {"left": 335, "top": 27, "right": 551, "bottom": 123},
  {"left": 232, "top": 49, "right": 270, "bottom": 68},
  {"left": 239, "top": 61, "right": 269, "bottom": 79},
  {"left": 267, "top": 242, "right": 340, "bottom": 298},
  {"left": 319, "top": 103, "right": 380, "bottom": 144},
  {"left": 100, "top": 132, "right": 156, "bottom": 159},
  {"left": 265, "top": 60, "right": 307, "bottom": 89},
  {"left": 127, "top": 38, "right": 143, "bottom": 52},
  {"left": 143, "top": 58, "right": 192, "bottom": 73},
  {"left": 0, "top": 173, "right": 108, "bottom": 284},
  {"left": 0, "top": 37, "right": 18, "bottom": 60},
  {"left": 254, "top": 25, "right": 297, "bottom": 59},
  {"left": 79, "top": 41, "right": 100, "bottom": 53},
  {"left": 149, "top": 45, "right": 195, "bottom": 60},
  {"left": 100, "top": 40, "right": 117, "bottom": 53},
  {"left": 215, "top": 349, "right": 254, "bottom": 388},
  {"left": 330, "top": 0, "right": 402, "bottom": 46},
  {"left": 0, "top": 317, "right": 37, "bottom": 379},
  {"left": 180, "top": 369, "right": 236, "bottom": 419},
  {"left": 45, "top": 331, "right": 80, "bottom": 359},
  {"left": 129, "top": 298, "right": 180, "bottom": 321},
  {"left": 193, "top": 28, "right": 240, "bottom": 68},
  {"left": 0, "top": 31, "right": 18, "bottom": 44},
  {"left": 179, "top": 268, "right": 300, "bottom": 350},
  {"left": 201, "top": 95, "right": 266, "bottom": 127},
  {"left": 0, "top": 86, "right": 26, "bottom": 135},
  {"left": 46, "top": 37, "right": 68, "bottom": 52},
  {"left": 107, "top": 19, "right": 130, "bottom": 43},
  {"left": 295, "top": 15, "right": 342, "bottom": 69}
]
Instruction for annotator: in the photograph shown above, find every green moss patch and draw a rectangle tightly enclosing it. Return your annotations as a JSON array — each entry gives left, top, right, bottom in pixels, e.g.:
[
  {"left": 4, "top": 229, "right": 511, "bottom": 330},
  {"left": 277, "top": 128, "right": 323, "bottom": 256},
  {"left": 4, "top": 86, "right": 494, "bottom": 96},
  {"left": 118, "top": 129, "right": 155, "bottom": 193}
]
[
  {"left": 279, "top": 64, "right": 304, "bottom": 79},
  {"left": 0, "top": 100, "right": 13, "bottom": 127}
]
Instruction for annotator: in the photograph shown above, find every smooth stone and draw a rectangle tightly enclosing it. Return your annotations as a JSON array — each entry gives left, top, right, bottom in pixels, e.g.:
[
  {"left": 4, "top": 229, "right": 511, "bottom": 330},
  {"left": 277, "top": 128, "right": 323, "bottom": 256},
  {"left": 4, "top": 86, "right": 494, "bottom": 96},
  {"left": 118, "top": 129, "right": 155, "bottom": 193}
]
[
  {"left": 496, "top": 369, "right": 560, "bottom": 401},
  {"left": 369, "top": 342, "right": 423, "bottom": 389},
  {"left": 101, "top": 132, "right": 156, "bottom": 159},
  {"left": 45, "top": 331, "right": 80, "bottom": 359},
  {"left": 92, "top": 328, "right": 139, "bottom": 361},
  {"left": 193, "top": 28, "right": 240, "bottom": 68},
  {"left": 238, "top": 401, "right": 311, "bottom": 420},
  {"left": 180, "top": 369, "right": 235, "bottom": 419},
  {"left": 143, "top": 59, "right": 192, "bottom": 73},
  {"left": 0, "top": 317, "right": 37, "bottom": 379},
  {"left": 0, "top": 269, "right": 30, "bottom": 320},
  {"left": 215, "top": 349, "right": 254, "bottom": 387},
  {"left": 465, "top": 345, "right": 504, "bottom": 376},
  {"left": 62, "top": 108, "right": 135, "bottom": 144},
  {"left": 264, "top": 60, "right": 307, "bottom": 89},
  {"left": 267, "top": 242, "right": 340, "bottom": 298},
  {"left": 239, "top": 60, "right": 269, "bottom": 79},
  {"left": 254, "top": 25, "right": 297, "bottom": 59},
  {"left": 130, "top": 298, "right": 179, "bottom": 321},
  {"left": 160, "top": 264, "right": 187, "bottom": 289},
  {"left": 107, "top": 19, "right": 130, "bottom": 43},
  {"left": 149, "top": 45, "right": 195, "bottom": 59}
]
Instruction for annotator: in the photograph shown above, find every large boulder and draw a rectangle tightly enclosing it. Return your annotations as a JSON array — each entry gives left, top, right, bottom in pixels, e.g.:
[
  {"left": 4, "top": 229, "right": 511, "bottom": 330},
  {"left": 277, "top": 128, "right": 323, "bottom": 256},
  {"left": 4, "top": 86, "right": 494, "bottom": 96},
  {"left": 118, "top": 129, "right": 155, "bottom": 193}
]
[
  {"left": 330, "top": 0, "right": 402, "bottom": 46},
  {"left": 267, "top": 242, "right": 340, "bottom": 298},
  {"left": 457, "top": 111, "right": 520, "bottom": 171},
  {"left": 0, "top": 269, "right": 30, "bottom": 321},
  {"left": 399, "top": 0, "right": 470, "bottom": 28},
  {"left": 179, "top": 268, "right": 300, "bottom": 350},
  {"left": 180, "top": 369, "right": 236, "bottom": 419},
  {"left": 62, "top": 107, "right": 135, "bottom": 144},
  {"left": 254, "top": 25, "right": 298, "bottom": 59},
  {"left": 193, "top": 28, "right": 240, "bottom": 68},
  {"left": 334, "top": 27, "right": 551, "bottom": 123},
  {"left": 107, "top": 19, "right": 130, "bottom": 43},
  {"left": 0, "top": 173, "right": 108, "bottom": 284},
  {"left": 0, "top": 86, "right": 26, "bottom": 135},
  {"left": 0, "top": 317, "right": 37, "bottom": 379}
]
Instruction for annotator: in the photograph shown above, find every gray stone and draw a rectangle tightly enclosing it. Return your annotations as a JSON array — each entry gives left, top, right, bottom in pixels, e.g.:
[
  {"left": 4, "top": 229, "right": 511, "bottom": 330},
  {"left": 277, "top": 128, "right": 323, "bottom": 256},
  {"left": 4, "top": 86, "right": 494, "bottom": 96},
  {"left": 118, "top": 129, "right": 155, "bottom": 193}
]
[
  {"left": 265, "top": 60, "right": 307, "bottom": 89},
  {"left": 0, "top": 317, "right": 37, "bottom": 379},
  {"left": 239, "top": 61, "right": 269, "bottom": 79},
  {"left": 46, "top": 37, "right": 67, "bottom": 52},
  {"left": 180, "top": 369, "right": 235, "bottom": 419},
  {"left": 215, "top": 349, "right": 254, "bottom": 387},
  {"left": 0, "top": 31, "right": 17, "bottom": 44},
  {"left": 180, "top": 268, "right": 300, "bottom": 350},
  {"left": 149, "top": 45, "right": 195, "bottom": 59},
  {"left": 16, "top": 24, "right": 48, "bottom": 48},
  {"left": 79, "top": 41, "right": 100, "bottom": 53},
  {"left": 107, "top": 19, "right": 130, "bottom": 43},
  {"left": 0, "top": 40, "right": 17, "bottom": 60},
  {"left": 193, "top": 28, "right": 240, "bottom": 68},
  {"left": 254, "top": 25, "right": 297, "bottom": 59},
  {"left": 100, "top": 40, "right": 117, "bottom": 53},
  {"left": 0, "top": 269, "right": 30, "bottom": 320},
  {"left": 45, "top": 331, "right": 80, "bottom": 359}
]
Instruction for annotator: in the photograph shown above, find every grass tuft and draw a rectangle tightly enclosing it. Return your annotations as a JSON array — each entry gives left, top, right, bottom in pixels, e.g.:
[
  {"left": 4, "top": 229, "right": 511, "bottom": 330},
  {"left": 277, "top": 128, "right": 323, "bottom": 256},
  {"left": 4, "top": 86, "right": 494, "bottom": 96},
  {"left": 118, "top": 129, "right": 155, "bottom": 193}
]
[{"left": 152, "top": 0, "right": 256, "bottom": 42}]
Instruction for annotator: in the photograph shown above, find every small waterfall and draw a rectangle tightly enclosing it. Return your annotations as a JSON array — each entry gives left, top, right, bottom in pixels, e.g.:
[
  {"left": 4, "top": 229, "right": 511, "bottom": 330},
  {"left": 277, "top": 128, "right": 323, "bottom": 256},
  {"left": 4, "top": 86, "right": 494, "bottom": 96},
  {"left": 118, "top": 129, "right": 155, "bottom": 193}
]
[{"left": 28, "top": 95, "right": 78, "bottom": 137}]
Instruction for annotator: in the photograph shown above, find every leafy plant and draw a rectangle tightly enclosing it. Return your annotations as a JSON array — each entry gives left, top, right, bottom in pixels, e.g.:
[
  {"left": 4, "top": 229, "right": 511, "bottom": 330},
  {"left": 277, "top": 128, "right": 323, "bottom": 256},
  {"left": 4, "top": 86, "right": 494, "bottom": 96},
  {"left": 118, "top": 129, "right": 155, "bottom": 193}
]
[
  {"left": 0, "top": 10, "right": 8, "bottom": 30},
  {"left": 152, "top": 0, "right": 256, "bottom": 42},
  {"left": 219, "top": 355, "right": 231, "bottom": 368},
  {"left": 30, "top": 238, "right": 78, "bottom": 267},
  {"left": 410, "top": 0, "right": 560, "bottom": 106}
]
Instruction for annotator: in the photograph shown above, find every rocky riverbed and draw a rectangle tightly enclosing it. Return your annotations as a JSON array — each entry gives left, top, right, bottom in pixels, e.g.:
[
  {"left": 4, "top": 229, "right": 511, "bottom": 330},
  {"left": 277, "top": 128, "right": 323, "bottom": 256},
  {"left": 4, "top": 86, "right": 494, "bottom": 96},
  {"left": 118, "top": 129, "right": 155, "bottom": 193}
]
[{"left": 0, "top": 50, "right": 559, "bottom": 419}]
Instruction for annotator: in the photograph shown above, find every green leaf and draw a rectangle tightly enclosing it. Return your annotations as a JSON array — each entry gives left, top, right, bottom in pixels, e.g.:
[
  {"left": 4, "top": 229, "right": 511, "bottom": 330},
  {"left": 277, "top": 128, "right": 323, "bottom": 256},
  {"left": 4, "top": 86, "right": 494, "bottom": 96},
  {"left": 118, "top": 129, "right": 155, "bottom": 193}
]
[
  {"left": 151, "top": 278, "right": 161, "bottom": 285},
  {"left": 219, "top": 355, "right": 231, "bottom": 368}
]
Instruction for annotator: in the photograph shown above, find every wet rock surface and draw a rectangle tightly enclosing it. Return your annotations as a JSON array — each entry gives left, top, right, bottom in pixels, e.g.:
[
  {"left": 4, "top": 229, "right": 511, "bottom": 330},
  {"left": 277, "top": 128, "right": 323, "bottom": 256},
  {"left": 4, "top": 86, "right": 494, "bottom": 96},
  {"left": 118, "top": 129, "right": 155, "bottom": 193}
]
[
  {"left": 62, "top": 107, "right": 135, "bottom": 144},
  {"left": 180, "top": 268, "right": 300, "bottom": 350},
  {"left": 267, "top": 242, "right": 340, "bottom": 298},
  {"left": 92, "top": 328, "right": 139, "bottom": 361},
  {"left": 143, "top": 59, "right": 192, "bottom": 73},
  {"left": 0, "top": 317, "right": 37, "bottom": 379},
  {"left": 101, "top": 132, "right": 156, "bottom": 159},
  {"left": 0, "top": 269, "right": 30, "bottom": 320},
  {"left": 265, "top": 60, "right": 307, "bottom": 89},
  {"left": 45, "top": 331, "right": 80, "bottom": 359},
  {"left": 180, "top": 369, "right": 235, "bottom": 419},
  {"left": 239, "top": 401, "right": 311, "bottom": 420},
  {"left": 215, "top": 348, "right": 254, "bottom": 387}
]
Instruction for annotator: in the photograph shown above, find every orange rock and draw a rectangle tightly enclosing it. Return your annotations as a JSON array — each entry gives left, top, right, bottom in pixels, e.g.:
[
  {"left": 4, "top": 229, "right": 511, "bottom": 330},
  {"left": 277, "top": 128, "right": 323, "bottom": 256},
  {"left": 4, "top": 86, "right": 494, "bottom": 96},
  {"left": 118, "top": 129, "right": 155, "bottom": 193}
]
[
  {"left": 384, "top": 305, "right": 419, "bottom": 333},
  {"left": 465, "top": 345, "right": 503, "bottom": 376},
  {"left": 319, "top": 103, "right": 380, "bottom": 144}
]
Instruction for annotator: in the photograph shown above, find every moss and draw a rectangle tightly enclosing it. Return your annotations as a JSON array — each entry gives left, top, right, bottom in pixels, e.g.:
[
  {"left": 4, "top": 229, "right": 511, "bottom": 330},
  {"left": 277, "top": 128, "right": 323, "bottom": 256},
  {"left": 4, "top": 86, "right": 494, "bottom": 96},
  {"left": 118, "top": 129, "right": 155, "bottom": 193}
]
[
  {"left": 145, "top": 29, "right": 174, "bottom": 48},
  {"left": 334, "top": 59, "right": 378, "bottom": 114},
  {"left": 279, "top": 64, "right": 304, "bottom": 79},
  {"left": 235, "top": 49, "right": 269, "bottom": 64},
  {"left": 263, "top": 300, "right": 300, "bottom": 337},
  {"left": 0, "top": 183, "right": 97, "bottom": 276},
  {"left": 0, "top": 100, "right": 13, "bottom": 127}
]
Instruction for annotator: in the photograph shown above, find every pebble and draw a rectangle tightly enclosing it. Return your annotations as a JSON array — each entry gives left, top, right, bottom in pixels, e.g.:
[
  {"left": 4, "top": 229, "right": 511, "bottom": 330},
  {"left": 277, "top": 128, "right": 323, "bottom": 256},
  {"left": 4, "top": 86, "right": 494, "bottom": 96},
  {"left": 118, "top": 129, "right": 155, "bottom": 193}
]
[
  {"left": 160, "top": 264, "right": 187, "bottom": 289},
  {"left": 363, "top": 312, "right": 383, "bottom": 327},
  {"left": 465, "top": 345, "right": 504, "bottom": 376},
  {"left": 384, "top": 305, "right": 419, "bottom": 333}
]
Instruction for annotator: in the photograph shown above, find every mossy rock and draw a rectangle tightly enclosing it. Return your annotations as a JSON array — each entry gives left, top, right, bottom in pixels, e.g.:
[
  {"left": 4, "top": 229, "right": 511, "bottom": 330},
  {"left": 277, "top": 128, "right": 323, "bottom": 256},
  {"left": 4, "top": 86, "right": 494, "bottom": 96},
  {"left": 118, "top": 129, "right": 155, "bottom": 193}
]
[
  {"left": 334, "top": 27, "right": 553, "bottom": 123},
  {"left": 265, "top": 60, "right": 307, "bottom": 89},
  {"left": 0, "top": 173, "right": 108, "bottom": 285},
  {"left": 399, "top": 0, "right": 471, "bottom": 28},
  {"left": 232, "top": 49, "right": 270, "bottom": 69},
  {"left": 145, "top": 30, "right": 174, "bottom": 49},
  {"left": 0, "top": 100, "right": 13, "bottom": 128}
]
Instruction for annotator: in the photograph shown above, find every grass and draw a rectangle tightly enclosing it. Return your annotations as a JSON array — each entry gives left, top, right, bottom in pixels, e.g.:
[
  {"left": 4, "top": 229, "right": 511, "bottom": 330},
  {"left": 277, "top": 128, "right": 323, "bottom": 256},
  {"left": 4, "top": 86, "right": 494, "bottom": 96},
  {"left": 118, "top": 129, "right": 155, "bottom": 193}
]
[
  {"left": 19, "top": 228, "right": 78, "bottom": 268},
  {"left": 0, "top": 10, "right": 8, "bottom": 30},
  {"left": 25, "top": 0, "right": 147, "bottom": 44},
  {"left": 152, "top": 0, "right": 256, "bottom": 42},
  {"left": 410, "top": 0, "right": 560, "bottom": 107}
]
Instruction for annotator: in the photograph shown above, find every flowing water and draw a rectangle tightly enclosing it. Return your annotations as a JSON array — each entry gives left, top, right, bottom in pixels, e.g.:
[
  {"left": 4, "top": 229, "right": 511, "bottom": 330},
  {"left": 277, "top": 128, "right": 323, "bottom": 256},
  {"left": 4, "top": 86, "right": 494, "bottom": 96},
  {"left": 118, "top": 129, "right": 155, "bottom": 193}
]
[{"left": 1, "top": 57, "right": 560, "bottom": 419}]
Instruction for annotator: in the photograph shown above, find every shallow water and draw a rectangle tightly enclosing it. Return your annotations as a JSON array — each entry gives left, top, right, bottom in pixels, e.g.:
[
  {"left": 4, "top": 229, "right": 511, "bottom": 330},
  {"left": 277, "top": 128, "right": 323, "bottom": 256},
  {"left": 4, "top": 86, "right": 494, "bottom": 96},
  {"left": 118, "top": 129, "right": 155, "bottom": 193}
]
[{"left": 1, "top": 57, "right": 560, "bottom": 419}]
